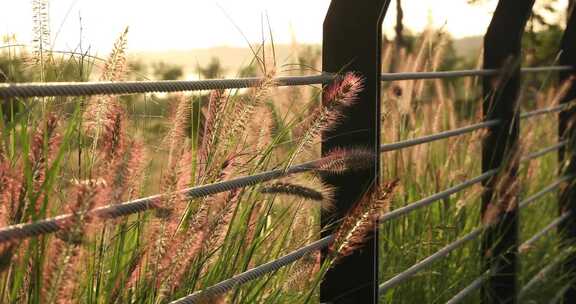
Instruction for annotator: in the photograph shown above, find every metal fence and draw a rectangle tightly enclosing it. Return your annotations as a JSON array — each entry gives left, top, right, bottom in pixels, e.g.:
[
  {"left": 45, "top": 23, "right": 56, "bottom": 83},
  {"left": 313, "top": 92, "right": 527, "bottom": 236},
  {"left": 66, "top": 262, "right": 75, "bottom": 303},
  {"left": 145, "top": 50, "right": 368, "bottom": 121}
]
[{"left": 1, "top": 0, "right": 575, "bottom": 303}]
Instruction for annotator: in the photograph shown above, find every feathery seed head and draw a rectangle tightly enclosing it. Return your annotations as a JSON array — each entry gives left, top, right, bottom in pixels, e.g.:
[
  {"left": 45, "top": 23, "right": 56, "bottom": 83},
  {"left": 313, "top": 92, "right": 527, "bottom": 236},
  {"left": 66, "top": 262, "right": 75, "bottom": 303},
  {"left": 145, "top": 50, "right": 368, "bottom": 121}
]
[
  {"left": 330, "top": 180, "right": 398, "bottom": 261},
  {"left": 314, "top": 147, "right": 375, "bottom": 175},
  {"left": 323, "top": 72, "right": 364, "bottom": 107},
  {"left": 260, "top": 181, "right": 334, "bottom": 209}
]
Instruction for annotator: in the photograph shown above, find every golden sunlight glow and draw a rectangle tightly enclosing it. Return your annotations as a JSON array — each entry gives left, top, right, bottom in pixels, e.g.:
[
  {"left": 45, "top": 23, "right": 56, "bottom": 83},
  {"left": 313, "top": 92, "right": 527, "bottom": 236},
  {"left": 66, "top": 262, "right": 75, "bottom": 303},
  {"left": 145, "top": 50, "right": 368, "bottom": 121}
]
[{"left": 1, "top": 0, "right": 569, "bottom": 52}]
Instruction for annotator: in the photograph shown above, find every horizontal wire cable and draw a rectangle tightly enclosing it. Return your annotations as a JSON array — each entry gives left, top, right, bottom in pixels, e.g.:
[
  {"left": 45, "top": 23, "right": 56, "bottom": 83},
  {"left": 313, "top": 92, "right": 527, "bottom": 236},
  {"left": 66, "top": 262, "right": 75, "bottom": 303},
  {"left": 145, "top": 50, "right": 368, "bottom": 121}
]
[
  {"left": 171, "top": 169, "right": 495, "bottom": 302},
  {"left": 380, "top": 175, "right": 575, "bottom": 296},
  {"left": 0, "top": 159, "right": 323, "bottom": 243},
  {"left": 169, "top": 173, "right": 574, "bottom": 302},
  {"left": 379, "top": 169, "right": 498, "bottom": 224},
  {"left": 378, "top": 228, "right": 484, "bottom": 294},
  {"left": 521, "top": 66, "right": 574, "bottom": 74},
  {"left": 521, "top": 141, "right": 568, "bottom": 162},
  {"left": 444, "top": 177, "right": 574, "bottom": 304},
  {"left": 518, "top": 175, "right": 574, "bottom": 209},
  {"left": 0, "top": 66, "right": 570, "bottom": 98},
  {"left": 520, "top": 212, "right": 571, "bottom": 253},
  {"left": 446, "top": 213, "right": 571, "bottom": 304},
  {"left": 199, "top": 177, "right": 565, "bottom": 303},
  {"left": 519, "top": 254, "right": 566, "bottom": 299},
  {"left": 0, "top": 116, "right": 528, "bottom": 243},
  {"left": 380, "top": 120, "right": 500, "bottom": 153},
  {"left": 0, "top": 122, "right": 548, "bottom": 244},
  {"left": 520, "top": 104, "right": 566, "bottom": 119},
  {"left": 549, "top": 281, "right": 574, "bottom": 304},
  {"left": 0, "top": 74, "right": 336, "bottom": 98},
  {"left": 379, "top": 66, "right": 571, "bottom": 81},
  {"left": 169, "top": 235, "right": 334, "bottom": 304},
  {"left": 445, "top": 270, "right": 490, "bottom": 304},
  {"left": 379, "top": 104, "right": 567, "bottom": 156}
]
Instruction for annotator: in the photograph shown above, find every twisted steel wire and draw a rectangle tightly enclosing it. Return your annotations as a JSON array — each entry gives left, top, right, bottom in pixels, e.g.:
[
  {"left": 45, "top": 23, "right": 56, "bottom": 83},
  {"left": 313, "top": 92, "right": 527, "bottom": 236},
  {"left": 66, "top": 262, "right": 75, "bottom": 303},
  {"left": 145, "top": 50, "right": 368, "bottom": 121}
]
[
  {"left": 378, "top": 169, "right": 498, "bottom": 223},
  {"left": 446, "top": 212, "right": 570, "bottom": 304},
  {"left": 445, "top": 270, "right": 491, "bottom": 304},
  {"left": 0, "top": 124, "right": 567, "bottom": 243},
  {"left": 0, "top": 160, "right": 319, "bottom": 243},
  {"left": 550, "top": 281, "right": 575, "bottom": 304},
  {"left": 0, "top": 74, "right": 335, "bottom": 98},
  {"left": 169, "top": 168, "right": 501, "bottom": 302},
  {"left": 0, "top": 116, "right": 507, "bottom": 244},
  {"left": 520, "top": 104, "right": 567, "bottom": 119},
  {"left": 379, "top": 66, "right": 572, "bottom": 81},
  {"left": 171, "top": 169, "right": 495, "bottom": 303},
  {"left": 521, "top": 141, "right": 568, "bottom": 162},
  {"left": 0, "top": 66, "right": 570, "bottom": 98},
  {"left": 379, "top": 175, "right": 575, "bottom": 295},
  {"left": 166, "top": 168, "right": 572, "bottom": 302},
  {"left": 444, "top": 177, "right": 574, "bottom": 304},
  {"left": 169, "top": 235, "right": 333, "bottom": 304},
  {"left": 378, "top": 228, "right": 484, "bottom": 294},
  {"left": 521, "top": 212, "right": 571, "bottom": 252},
  {"left": 0, "top": 110, "right": 553, "bottom": 244},
  {"left": 380, "top": 120, "right": 500, "bottom": 152},
  {"left": 519, "top": 254, "right": 566, "bottom": 299},
  {"left": 518, "top": 174, "right": 574, "bottom": 209}
]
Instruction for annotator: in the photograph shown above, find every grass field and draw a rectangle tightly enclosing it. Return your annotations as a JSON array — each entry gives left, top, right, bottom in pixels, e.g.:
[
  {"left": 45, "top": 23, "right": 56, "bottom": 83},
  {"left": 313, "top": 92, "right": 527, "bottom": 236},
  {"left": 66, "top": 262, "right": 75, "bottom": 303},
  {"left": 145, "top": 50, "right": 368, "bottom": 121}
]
[{"left": 0, "top": 7, "right": 574, "bottom": 303}]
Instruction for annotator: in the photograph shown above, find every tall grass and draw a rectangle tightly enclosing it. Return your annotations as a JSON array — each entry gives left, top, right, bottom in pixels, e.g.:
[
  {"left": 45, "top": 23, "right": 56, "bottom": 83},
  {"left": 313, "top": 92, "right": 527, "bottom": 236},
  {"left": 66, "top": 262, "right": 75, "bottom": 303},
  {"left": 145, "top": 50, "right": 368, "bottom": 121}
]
[
  {"left": 378, "top": 31, "right": 573, "bottom": 303},
  {"left": 0, "top": 20, "right": 393, "bottom": 301},
  {"left": 0, "top": 7, "right": 573, "bottom": 304}
]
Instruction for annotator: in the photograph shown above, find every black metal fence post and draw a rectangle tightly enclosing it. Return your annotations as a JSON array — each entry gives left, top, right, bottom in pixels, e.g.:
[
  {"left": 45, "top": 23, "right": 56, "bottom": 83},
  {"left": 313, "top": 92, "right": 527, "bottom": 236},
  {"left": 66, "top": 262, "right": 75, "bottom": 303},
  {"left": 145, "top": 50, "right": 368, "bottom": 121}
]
[
  {"left": 321, "top": 1, "right": 390, "bottom": 303},
  {"left": 558, "top": 5, "right": 576, "bottom": 302},
  {"left": 481, "top": 1, "right": 534, "bottom": 303}
]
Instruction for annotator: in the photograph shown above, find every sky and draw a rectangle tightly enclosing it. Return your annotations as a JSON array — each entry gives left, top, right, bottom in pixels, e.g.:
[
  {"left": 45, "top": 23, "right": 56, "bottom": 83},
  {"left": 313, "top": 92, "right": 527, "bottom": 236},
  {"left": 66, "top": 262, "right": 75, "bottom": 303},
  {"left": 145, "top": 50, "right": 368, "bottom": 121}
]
[{"left": 0, "top": 0, "right": 569, "bottom": 53}]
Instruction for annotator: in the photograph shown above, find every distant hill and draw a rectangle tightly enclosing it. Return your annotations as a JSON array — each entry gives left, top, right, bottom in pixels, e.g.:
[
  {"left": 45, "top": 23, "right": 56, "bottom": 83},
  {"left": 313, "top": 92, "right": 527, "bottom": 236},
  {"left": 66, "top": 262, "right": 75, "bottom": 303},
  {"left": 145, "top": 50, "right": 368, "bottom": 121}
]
[
  {"left": 452, "top": 36, "right": 482, "bottom": 59},
  {"left": 130, "top": 44, "right": 316, "bottom": 79},
  {"left": 130, "top": 36, "right": 482, "bottom": 78}
]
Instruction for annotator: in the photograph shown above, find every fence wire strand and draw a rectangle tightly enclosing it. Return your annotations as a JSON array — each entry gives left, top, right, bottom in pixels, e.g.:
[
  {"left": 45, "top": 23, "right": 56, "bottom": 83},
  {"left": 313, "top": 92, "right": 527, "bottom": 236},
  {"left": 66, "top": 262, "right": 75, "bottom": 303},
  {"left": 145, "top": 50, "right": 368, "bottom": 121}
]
[
  {"left": 0, "top": 66, "right": 570, "bottom": 98},
  {"left": 0, "top": 74, "right": 335, "bottom": 98},
  {"left": 0, "top": 116, "right": 515, "bottom": 244},
  {"left": 169, "top": 236, "right": 334, "bottom": 304},
  {"left": 521, "top": 141, "right": 568, "bottom": 162},
  {"left": 0, "top": 159, "right": 319, "bottom": 243},
  {"left": 521, "top": 212, "right": 571, "bottom": 252},
  {"left": 378, "top": 228, "right": 484, "bottom": 294},
  {"left": 445, "top": 178, "right": 574, "bottom": 304},
  {"left": 379, "top": 175, "right": 574, "bottom": 296},
  {"left": 380, "top": 120, "right": 500, "bottom": 152},
  {"left": 379, "top": 169, "right": 498, "bottom": 223},
  {"left": 519, "top": 254, "right": 566, "bottom": 299},
  {"left": 520, "top": 104, "right": 567, "bottom": 119}
]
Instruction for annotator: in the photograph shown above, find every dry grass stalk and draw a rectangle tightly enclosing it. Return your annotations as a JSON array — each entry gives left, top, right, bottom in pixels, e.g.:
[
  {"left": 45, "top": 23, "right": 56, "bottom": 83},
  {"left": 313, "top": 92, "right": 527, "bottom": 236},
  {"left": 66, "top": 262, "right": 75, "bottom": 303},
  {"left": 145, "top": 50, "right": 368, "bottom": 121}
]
[
  {"left": 198, "top": 90, "right": 227, "bottom": 174},
  {"left": 31, "top": 0, "right": 51, "bottom": 70},
  {"left": 42, "top": 179, "right": 103, "bottom": 303},
  {"left": 313, "top": 147, "right": 374, "bottom": 174},
  {"left": 287, "top": 72, "right": 363, "bottom": 165},
  {"left": 330, "top": 180, "right": 398, "bottom": 261},
  {"left": 482, "top": 149, "right": 522, "bottom": 226},
  {"left": 260, "top": 181, "right": 333, "bottom": 209},
  {"left": 221, "top": 72, "right": 276, "bottom": 152},
  {"left": 84, "top": 28, "right": 129, "bottom": 160},
  {"left": 103, "top": 140, "right": 145, "bottom": 204},
  {"left": 164, "top": 94, "right": 192, "bottom": 164},
  {"left": 99, "top": 27, "right": 129, "bottom": 82},
  {"left": 0, "top": 114, "right": 62, "bottom": 234},
  {"left": 283, "top": 251, "right": 319, "bottom": 291}
]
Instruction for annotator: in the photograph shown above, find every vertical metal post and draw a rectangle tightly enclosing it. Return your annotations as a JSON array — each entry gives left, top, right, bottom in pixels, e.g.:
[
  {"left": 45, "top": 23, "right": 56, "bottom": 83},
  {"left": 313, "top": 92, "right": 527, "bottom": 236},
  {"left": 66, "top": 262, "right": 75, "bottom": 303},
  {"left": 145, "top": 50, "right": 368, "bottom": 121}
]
[
  {"left": 558, "top": 6, "right": 576, "bottom": 303},
  {"left": 321, "top": 1, "right": 390, "bottom": 303},
  {"left": 481, "top": 1, "right": 534, "bottom": 303}
]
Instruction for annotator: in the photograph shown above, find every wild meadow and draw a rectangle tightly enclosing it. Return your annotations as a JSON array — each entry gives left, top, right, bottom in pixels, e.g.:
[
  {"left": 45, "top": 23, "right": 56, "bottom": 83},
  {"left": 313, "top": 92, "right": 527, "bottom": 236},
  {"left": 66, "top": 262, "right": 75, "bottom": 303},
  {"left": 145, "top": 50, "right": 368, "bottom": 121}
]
[
  {"left": 0, "top": 2, "right": 574, "bottom": 304},
  {"left": 378, "top": 33, "right": 572, "bottom": 303}
]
